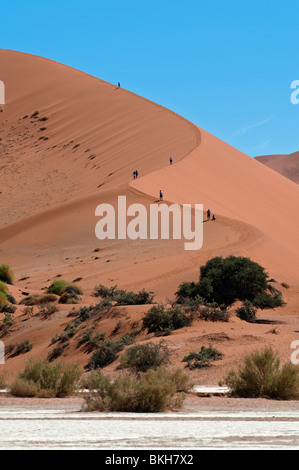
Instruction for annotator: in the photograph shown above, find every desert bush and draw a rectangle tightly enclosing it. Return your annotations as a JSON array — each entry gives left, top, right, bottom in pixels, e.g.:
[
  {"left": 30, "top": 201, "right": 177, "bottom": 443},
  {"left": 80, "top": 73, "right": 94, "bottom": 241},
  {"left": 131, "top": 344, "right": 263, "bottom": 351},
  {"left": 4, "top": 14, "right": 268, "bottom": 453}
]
[
  {"left": 252, "top": 293, "right": 285, "bottom": 310},
  {"left": 0, "top": 303, "right": 16, "bottom": 314},
  {"left": 142, "top": 304, "right": 192, "bottom": 336},
  {"left": 0, "top": 372, "right": 8, "bottom": 389},
  {"left": 10, "top": 360, "right": 81, "bottom": 398},
  {"left": 20, "top": 294, "right": 58, "bottom": 306},
  {"left": 59, "top": 292, "right": 79, "bottom": 304},
  {"left": 87, "top": 335, "right": 135, "bottom": 370},
  {"left": 0, "top": 265, "right": 14, "bottom": 285},
  {"left": 93, "top": 284, "right": 154, "bottom": 305},
  {"left": 183, "top": 345, "right": 223, "bottom": 370},
  {"left": 236, "top": 301, "right": 257, "bottom": 323},
  {"left": 224, "top": 346, "right": 299, "bottom": 400},
  {"left": 198, "top": 304, "right": 230, "bottom": 323},
  {"left": 22, "top": 306, "right": 34, "bottom": 316},
  {"left": 10, "top": 340, "right": 33, "bottom": 357},
  {"left": 120, "top": 341, "right": 171, "bottom": 373},
  {"left": 47, "top": 280, "right": 70, "bottom": 295},
  {"left": 176, "top": 256, "right": 269, "bottom": 307},
  {"left": 49, "top": 282, "right": 83, "bottom": 303},
  {"left": 83, "top": 367, "right": 194, "bottom": 412},
  {"left": 0, "top": 281, "right": 8, "bottom": 295},
  {"left": 38, "top": 303, "right": 59, "bottom": 319},
  {"left": 48, "top": 342, "right": 69, "bottom": 362}
]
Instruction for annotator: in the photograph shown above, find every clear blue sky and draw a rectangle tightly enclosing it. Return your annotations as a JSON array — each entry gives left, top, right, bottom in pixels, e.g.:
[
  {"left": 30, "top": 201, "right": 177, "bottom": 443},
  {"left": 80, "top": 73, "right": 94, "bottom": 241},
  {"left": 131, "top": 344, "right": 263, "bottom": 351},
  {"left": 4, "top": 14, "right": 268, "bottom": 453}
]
[{"left": 1, "top": 0, "right": 298, "bottom": 157}]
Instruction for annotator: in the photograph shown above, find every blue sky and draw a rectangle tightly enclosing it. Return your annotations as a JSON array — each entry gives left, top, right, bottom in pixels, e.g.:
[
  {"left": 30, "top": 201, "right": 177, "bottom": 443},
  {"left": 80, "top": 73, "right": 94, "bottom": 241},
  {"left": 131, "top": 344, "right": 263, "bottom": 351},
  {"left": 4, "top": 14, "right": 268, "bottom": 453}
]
[{"left": 1, "top": 0, "right": 298, "bottom": 157}]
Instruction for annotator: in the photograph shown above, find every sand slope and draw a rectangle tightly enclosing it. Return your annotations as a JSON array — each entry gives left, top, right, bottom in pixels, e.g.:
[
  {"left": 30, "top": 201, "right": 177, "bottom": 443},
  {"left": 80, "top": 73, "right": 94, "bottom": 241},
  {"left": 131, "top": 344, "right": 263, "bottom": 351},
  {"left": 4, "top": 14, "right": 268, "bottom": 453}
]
[{"left": 132, "top": 128, "right": 299, "bottom": 284}]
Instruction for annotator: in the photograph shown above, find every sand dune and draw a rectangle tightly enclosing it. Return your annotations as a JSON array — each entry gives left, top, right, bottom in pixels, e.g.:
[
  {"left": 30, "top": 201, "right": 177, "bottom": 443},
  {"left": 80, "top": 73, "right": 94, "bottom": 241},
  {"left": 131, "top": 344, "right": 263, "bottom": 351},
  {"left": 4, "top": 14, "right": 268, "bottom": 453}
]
[
  {"left": 256, "top": 152, "right": 299, "bottom": 185},
  {"left": 132, "top": 128, "right": 299, "bottom": 284},
  {"left": 1, "top": 50, "right": 299, "bottom": 380}
]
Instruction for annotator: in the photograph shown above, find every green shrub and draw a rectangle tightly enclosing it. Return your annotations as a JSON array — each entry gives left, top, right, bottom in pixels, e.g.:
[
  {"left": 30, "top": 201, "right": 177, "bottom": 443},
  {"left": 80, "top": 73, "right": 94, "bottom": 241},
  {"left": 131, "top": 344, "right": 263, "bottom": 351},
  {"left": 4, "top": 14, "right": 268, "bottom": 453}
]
[
  {"left": 47, "top": 280, "right": 70, "bottom": 295},
  {"left": 0, "top": 281, "right": 8, "bottom": 295},
  {"left": 93, "top": 284, "right": 154, "bottom": 305},
  {"left": 236, "top": 301, "right": 257, "bottom": 323},
  {"left": 10, "top": 340, "right": 33, "bottom": 357},
  {"left": 142, "top": 304, "right": 192, "bottom": 336},
  {"left": 120, "top": 341, "right": 171, "bottom": 373},
  {"left": 83, "top": 367, "right": 194, "bottom": 412},
  {"left": 10, "top": 360, "right": 81, "bottom": 398},
  {"left": 198, "top": 304, "right": 230, "bottom": 323},
  {"left": 176, "top": 256, "right": 269, "bottom": 307},
  {"left": 252, "top": 293, "right": 285, "bottom": 310},
  {"left": 0, "top": 265, "right": 14, "bottom": 285},
  {"left": 0, "top": 264, "right": 14, "bottom": 285},
  {"left": 48, "top": 342, "right": 69, "bottom": 362},
  {"left": 87, "top": 335, "right": 135, "bottom": 369},
  {"left": 59, "top": 292, "right": 79, "bottom": 304},
  {"left": 0, "top": 303, "right": 16, "bottom": 314},
  {"left": 20, "top": 294, "right": 58, "bottom": 306},
  {"left": 183, "top": 345, "right": 223, "bottom": 369},
  {"left": 38, "top": 303, "right": 59, "bottom": 319},
  {"left": 224, "top": 346, "right": 299, "bottom": 400}
]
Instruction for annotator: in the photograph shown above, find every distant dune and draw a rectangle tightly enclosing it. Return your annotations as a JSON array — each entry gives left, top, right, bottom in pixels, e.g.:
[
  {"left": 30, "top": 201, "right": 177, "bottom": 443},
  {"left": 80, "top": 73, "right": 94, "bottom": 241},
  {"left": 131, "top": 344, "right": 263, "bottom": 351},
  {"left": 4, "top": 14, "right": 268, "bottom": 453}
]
[{"left": 255, "top": 152, "right": 299, "bottom": 185}]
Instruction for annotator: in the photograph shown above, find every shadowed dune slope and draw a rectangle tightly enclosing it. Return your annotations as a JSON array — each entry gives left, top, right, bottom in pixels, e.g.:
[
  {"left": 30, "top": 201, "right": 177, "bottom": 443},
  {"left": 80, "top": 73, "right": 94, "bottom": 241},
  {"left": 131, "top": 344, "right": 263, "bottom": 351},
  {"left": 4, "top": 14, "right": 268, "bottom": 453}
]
[{"left": 256, "top": 152, "right": 299, "bottom": 185}]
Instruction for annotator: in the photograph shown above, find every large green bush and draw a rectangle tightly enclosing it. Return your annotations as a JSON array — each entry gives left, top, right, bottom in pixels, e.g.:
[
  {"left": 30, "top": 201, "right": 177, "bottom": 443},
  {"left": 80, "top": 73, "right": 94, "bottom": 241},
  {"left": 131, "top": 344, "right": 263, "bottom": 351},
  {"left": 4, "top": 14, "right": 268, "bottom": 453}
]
[{"left": 176, "top": 256, "right": 269, "bottom": 307}]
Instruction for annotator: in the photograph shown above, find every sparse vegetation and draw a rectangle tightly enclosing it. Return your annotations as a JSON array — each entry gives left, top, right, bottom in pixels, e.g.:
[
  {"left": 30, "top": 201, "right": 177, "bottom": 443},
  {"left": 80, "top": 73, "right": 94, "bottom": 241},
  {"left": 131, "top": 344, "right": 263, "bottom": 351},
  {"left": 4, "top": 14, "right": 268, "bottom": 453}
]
[
  {"left": 120, "top": 341, "right": 172, "bottom": 373},
  {"left": 10, "top": 360, "right": 81, "bottom": 398},
  {"left": 183, "top": 345, "right": 223, "bottom": 370},
  {"left": 87, "top": 335, "right": 136, "bottom": 370},
  {"left": 83, "top": 367, "right": 194, "bottom": 412},
  {"left": 236, "top": 301, "right": 257, "bottom": 323},
  {"left": 47, "top": 280, "right": 71, "bottom": 295},
  {"left": 198, "top": 304, "right": 230, "bottom": 323},
  {"left": 224, "top": 346, "right": 299, "bottom": 400},
  {"left": 20, "top": 293, "right": 58, "bottom": 306},
  {"left": 9, "top": 340, "right": 33, "bottom": 358},
  {"left": 142, "top": 304, "right": 192, "bottom": 336},
  {"left": 0, "top": 265, "right": 14, "bottom": 285},
  {"left": 38, "top": 303, "right": 59, "bottom": 319},
  {"left": 93, "top": 284, "right": 154, "bottom": 305},
  {"left": 47, "top": 281, "right": 83, "bottom": 304}
]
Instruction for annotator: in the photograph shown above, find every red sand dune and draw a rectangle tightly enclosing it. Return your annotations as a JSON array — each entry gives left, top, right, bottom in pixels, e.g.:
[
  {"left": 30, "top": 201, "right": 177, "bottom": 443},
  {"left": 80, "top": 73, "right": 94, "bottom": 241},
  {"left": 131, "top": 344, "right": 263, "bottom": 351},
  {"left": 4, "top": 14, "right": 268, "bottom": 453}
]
[
  {"left": 255, "top": 152, "right": 299, "bottom": 185},
  {"left": 1, "top": 50, "right": 299, "bottom": 381}
]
